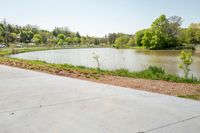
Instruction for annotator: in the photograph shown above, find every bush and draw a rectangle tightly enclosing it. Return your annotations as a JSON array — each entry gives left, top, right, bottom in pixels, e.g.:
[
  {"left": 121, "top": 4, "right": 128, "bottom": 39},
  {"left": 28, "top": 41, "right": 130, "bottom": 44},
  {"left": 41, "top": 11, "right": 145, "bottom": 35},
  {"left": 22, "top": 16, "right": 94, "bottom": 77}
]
[{"left": 178, "top": 50, "right": 193, "bottom": 79}]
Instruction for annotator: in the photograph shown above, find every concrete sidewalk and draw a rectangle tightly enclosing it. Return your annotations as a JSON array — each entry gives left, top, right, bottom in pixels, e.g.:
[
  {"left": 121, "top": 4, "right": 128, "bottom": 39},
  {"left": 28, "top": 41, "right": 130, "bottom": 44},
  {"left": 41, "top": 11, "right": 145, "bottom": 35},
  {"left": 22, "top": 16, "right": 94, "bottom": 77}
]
[{"left": 0, "top": 65, "right": 200, "bottom": 133}]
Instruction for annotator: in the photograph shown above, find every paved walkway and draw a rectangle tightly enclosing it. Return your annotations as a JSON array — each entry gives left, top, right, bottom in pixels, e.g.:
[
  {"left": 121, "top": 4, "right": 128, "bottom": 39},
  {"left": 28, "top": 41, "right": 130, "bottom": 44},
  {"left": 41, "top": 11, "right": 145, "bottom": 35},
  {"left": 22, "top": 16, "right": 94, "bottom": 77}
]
[{"left": 0, "top": 65, "right": 200, "bottom": 133}]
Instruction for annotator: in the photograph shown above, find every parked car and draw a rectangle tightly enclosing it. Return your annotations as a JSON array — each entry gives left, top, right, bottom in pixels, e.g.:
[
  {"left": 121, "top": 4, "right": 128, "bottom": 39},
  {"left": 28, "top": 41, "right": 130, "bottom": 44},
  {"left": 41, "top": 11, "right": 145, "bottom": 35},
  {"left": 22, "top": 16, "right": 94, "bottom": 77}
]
[{"left": 0, "top": 44, "right": 6, "bottom": 48}]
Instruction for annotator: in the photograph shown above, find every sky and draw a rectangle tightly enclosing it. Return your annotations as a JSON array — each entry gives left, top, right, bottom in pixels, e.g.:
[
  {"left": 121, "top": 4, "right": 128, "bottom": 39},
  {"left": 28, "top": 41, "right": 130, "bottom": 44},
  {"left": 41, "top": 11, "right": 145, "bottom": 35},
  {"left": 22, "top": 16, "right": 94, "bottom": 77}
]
[{"left": 0, "top": 0, "right": 200, "bottom": 37}]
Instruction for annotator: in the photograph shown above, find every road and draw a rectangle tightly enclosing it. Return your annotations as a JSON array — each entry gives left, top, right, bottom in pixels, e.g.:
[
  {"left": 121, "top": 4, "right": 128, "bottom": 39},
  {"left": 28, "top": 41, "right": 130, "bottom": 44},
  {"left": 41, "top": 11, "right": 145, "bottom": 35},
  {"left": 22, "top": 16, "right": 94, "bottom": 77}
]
[{"left": 0, "top": 65, "right": 200, "bottom": 133}]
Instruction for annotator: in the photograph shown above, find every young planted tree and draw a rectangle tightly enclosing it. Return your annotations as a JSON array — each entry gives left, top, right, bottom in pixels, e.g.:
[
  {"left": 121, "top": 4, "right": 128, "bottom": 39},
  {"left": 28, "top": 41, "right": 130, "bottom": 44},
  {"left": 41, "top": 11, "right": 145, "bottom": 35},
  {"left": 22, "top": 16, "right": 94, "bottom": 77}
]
[
  {"left": 178, "top": 50, "right": 193, "bottom": 79},
  {"left": 92, "top": 52, "right": 100, "bottom": 71}
]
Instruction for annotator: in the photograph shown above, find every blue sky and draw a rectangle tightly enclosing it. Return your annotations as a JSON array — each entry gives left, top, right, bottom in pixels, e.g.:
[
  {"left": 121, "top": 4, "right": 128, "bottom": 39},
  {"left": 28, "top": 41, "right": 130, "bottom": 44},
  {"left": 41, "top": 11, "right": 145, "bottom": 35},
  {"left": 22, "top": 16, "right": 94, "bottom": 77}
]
[{"left": 0, "top": 0, "right": 200, "bottom": 37}]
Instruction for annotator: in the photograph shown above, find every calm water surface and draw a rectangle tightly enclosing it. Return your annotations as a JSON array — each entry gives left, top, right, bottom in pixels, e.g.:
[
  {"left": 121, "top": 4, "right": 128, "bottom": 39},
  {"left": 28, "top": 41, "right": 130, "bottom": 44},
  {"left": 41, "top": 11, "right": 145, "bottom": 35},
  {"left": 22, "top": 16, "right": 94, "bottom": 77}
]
[{"left": 11, "top": 48, "right": 200, "bottom": 79}]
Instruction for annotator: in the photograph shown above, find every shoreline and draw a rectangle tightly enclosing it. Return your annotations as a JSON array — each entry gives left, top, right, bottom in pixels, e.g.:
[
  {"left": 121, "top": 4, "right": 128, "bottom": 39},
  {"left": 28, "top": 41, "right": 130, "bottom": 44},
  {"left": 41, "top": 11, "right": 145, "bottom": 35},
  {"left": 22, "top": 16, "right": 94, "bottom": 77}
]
[{"left": 0, "top": 57, "right": 199, "bottom": 101}]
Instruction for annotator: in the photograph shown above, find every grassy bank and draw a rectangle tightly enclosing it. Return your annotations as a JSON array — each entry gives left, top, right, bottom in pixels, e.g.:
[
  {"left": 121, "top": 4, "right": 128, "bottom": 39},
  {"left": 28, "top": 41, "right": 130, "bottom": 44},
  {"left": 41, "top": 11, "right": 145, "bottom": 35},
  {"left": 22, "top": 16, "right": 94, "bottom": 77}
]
[
  {"left": 131, "top": 45, "right": 196, "bottom": 50},
  {"left": 178, "top": 94, "right": 200, "bottom": 100},
  {"left": 0, "top": 57, "right": 199, "bottom": 84},
  {"left": 0, "top": 47, "right": 199, "bottom": 100},
  {"left": 0, "top": 45, "right": 112, "bottom": 57},
  {"left": 110, "top": 67, "right": 199, "bottom": 83},
  {"left": 0, "top": 57, "right": 200, "bottom": 100},
  {"left": 0, "top": 47, "right": 65, "bottom": 56}
]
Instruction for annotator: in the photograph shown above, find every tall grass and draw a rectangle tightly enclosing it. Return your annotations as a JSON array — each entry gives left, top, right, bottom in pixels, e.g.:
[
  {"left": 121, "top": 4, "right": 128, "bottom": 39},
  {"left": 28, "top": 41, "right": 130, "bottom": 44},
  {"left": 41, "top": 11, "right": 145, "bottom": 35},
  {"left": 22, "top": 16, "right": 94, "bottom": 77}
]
[{"left": 109, "top": 66, "right": 199, "bottom": 83}]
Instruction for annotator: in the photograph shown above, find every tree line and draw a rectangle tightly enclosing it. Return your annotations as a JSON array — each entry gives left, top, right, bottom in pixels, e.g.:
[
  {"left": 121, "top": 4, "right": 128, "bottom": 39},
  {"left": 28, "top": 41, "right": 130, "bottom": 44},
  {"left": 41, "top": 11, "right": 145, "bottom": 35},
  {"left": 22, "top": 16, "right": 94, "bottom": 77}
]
[
  {"left": 0, "top": 20, "right": 105, "bottom": 47},
  {"left": 134, "top": 15, "right": 200, "bottom": 49},
  {"left": 108, "top": 15, "right": 200, "bottom": 49},
  {"left": 0, "top": 15, "right": 200, "bottom": 49}
]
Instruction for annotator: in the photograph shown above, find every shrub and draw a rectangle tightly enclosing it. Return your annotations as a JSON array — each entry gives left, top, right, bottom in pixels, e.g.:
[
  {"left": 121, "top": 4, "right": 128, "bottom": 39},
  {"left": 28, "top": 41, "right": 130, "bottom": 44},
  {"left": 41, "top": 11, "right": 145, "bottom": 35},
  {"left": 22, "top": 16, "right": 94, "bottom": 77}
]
[{"left": 178, "top": 50, "right": 193, "bottom": 79}]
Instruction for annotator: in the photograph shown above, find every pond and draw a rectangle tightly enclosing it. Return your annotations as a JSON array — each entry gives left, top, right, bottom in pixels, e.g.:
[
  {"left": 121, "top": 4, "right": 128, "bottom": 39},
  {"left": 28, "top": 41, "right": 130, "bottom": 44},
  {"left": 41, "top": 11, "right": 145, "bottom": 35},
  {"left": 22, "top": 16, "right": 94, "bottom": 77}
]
[{"left": 11, "top": 48, "right": 200, "bottom": 79}]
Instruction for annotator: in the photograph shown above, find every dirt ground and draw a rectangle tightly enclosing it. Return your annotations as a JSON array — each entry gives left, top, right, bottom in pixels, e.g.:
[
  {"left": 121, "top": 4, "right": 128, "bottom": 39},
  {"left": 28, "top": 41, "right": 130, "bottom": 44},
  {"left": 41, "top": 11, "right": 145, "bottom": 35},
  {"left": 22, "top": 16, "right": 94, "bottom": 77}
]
[{"left": 1, "top": 60, "right": 200, "bottom": 99}]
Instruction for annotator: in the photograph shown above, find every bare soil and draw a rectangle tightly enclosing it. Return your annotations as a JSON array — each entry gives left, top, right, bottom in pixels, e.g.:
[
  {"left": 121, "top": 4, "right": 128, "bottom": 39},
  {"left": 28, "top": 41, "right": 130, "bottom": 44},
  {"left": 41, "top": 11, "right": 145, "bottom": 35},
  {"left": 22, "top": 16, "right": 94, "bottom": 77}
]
[{"left": 1, "top": 59, "right": 200, "bottom": 99}]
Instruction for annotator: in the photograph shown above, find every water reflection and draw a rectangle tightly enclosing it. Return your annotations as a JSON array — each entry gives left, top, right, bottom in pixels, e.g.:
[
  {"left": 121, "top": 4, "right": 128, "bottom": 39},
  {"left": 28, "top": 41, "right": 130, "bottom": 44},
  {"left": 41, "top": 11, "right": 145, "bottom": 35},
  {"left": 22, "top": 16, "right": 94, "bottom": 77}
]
[{"left": 11, "top": 48, "right": 200, "bottom": 79}]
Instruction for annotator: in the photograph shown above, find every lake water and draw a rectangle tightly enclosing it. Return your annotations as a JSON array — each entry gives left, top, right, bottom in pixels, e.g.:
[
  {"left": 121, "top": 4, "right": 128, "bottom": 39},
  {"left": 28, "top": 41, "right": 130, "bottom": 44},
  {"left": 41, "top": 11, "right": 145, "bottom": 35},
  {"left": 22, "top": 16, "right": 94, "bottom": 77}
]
[{"left": 11, "top": 48, "right": 200, "bottom": 79}]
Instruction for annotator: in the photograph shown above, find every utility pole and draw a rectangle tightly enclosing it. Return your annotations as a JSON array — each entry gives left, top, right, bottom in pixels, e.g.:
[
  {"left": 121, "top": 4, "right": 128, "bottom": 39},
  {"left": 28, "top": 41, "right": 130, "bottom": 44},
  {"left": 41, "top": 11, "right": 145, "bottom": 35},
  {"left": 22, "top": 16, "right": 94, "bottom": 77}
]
[{"left": 3, "top": 18, "right": 9, "bottom": 47}]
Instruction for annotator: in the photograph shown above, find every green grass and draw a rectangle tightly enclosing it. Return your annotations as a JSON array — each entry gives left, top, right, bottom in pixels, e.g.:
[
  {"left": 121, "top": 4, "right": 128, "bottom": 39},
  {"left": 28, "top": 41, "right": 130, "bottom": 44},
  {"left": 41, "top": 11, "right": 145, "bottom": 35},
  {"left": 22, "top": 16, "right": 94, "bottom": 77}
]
[
  {"left": 0, "top": 57, "right": 199, "bottom": 84},
  {"left": 132, "top": 46, "right": 146, "bottom": 50},
  {"left": 0, "top": 45, "right": 198, "bottom": 84},
  {"left": 0, "top": 47, "right": 64, "bottom": 56},
  {"left": 178, "top": 89, "right": 200, "bottom": 100},
  {"left": 131, "top": 45, "right": 196, "bottom": 50},
  {"left": 0, "top": 57, "right": 199, "bottom": 101},
  {"left": 108, "top": 66, "right": 199, "bottom": 83},
  {"left": 177, "top": 94, "right": 200, "bottom": 100},
  {"left": 0, "top": 45, "right": 113, "bottom": 57}
]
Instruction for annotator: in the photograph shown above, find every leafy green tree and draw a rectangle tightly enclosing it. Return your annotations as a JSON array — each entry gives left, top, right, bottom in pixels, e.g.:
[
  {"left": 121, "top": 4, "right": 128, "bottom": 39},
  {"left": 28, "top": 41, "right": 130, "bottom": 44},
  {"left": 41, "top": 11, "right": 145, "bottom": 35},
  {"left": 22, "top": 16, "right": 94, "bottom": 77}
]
[
  {"left": 196, "top": 30, "right": 200, "bottom": 43},
  {"left": 80, "top": 37, "right": 87, "bottom": 45},
  {"left": 33, "top": 34, "right": 43, "bottom": 47},
  {"left": 9, "top": 33, "right": 17, "bottom": 42},
  {"left": 108, "top": 33, "right": 118, "bottom": 44},
  {"left": 178, "top": 28, "right": 188, "bottom": 44},
  {"left": 39, "top": 31, "right": 49, "bottom": 44},
  {"left": 20, "top": 30, "right": 34, "bottom": 43},
  {"left": 187, "top": 25, "right": 197, "bottom": 44},
  {"left": 128, "top": 37, "right": 135, "bottom": 46},
  {"left": 57, "top": 39, "right": 64, "bottom": 46},
  {"left": 76, "top": 32, "right": 81, "bottom": 38},
  {"left": 135, "top": 29, "right": 145, "bottom": 46},
  {"left": 73, "top": 37, "right": 81, "bottom": 44},
  {"left": 141, "top": 15, "right": 181, "bottom": 49},
  {"left": 57, "top": 34, "right": 65, "bottom": 46},
  {"left": 65, "top": 37, "right": 73, "bottom": 45},
  {"left": 94, "top": 38, "right": 100, "bottom": 45},
  {"left": 150, "top": 15, "right": 170, "bottom": 49},
  {"left": 99, "top": 36, "right": 108, "bottom": 45},
  {"left": 53, "top": 27, "right": 71, "bottom": 37},
  {"left": 47, "top": 35, "right": 56, "bottom": 46},
  {"left": 0, "top": 20, "right": 10, "bottom": 47},
  {"left": 57, "top": 34, "right": 65, "bottom": 40},
  {"left": 70, "top": 32, "right": 76, "bottom": 38},
  {"left": 80, "top": 37, "right": 90, "bottom": 45},
  {"left": 24, "top": 25, "right": 39, "bottom": 34},
  {"left": 187, "top": 23, "right": 200, "bottom": 44},
  {"left": 114, "top": 36, "right": 129, "bottom": 48},
  {"left": 0, "top": 36, "right": 3, "bottom": 43},
  {"left": 178, "top": 50, "right": 193, "bottom": 79},
  {"left": 7, "top": 24, "right": 15, "bottom": 33},
  {"left": 142, "top": 29, "right": 153, "bottom": 48}
]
